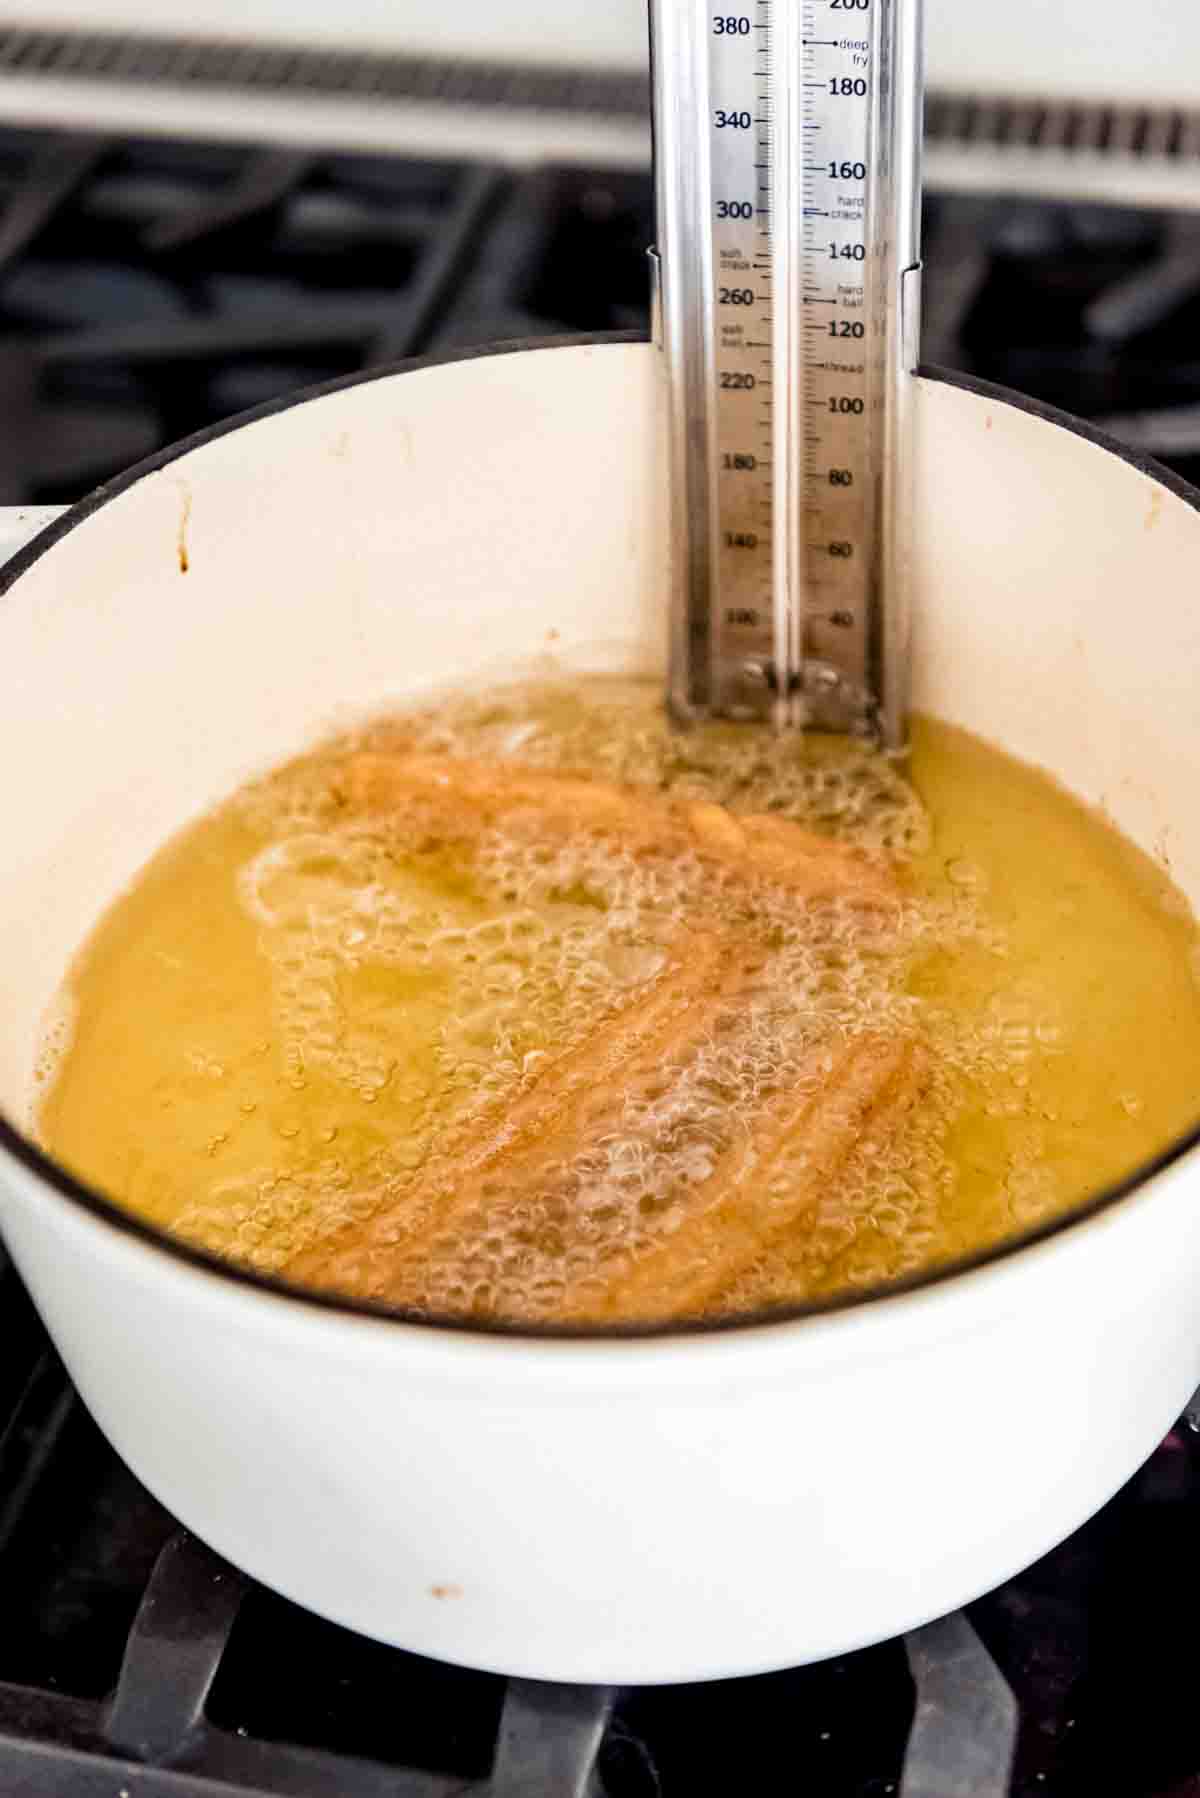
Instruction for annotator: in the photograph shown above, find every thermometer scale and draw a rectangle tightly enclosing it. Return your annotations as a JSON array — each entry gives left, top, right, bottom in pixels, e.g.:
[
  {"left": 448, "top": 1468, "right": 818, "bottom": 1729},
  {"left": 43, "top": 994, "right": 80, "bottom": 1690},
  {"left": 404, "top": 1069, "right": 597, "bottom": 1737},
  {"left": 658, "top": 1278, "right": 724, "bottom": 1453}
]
[{"left": 651, "top": 0, "right": 923, "bottom": 743}]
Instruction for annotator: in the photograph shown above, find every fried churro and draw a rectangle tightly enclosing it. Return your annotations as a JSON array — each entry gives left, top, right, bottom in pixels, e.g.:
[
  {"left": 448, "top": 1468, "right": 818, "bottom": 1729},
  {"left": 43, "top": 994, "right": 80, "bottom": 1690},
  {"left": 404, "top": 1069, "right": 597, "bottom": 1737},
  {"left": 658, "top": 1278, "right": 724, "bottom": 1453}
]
[
  {"left": 285, "top": 929, "right": 764, "bottom": 1300},
  {"left": 287, "top": 947, "right": 923, "bottom": 1322},
  {"left": 548, "top": 1035, "right": 928, "bottom": 1325},
  {"left": 275, "top": 750, "right": 918, "bottom": 1321},
  {"left": 339, "top": 752, "right": 895, "bottom": 906}
]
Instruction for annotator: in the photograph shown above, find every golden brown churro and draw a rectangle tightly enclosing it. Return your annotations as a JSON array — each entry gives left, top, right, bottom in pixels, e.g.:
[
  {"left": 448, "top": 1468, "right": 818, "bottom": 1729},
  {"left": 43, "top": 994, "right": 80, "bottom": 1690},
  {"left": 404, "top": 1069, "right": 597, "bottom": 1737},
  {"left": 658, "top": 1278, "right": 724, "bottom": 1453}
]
[
  {"left": 286, "top": 930, "right": 756, "bottom": 1295},
  {"left": 282, "top": 753, "right": 914, "bottom": 1322},
  {"left": 549, "top": 1035, "right": 927, "bottom": 1325},
  {"left": 288, "top": 1009, "right": 923, "bottom": 1321},
  {"left": 339, "top": 752, "right": 895, "bottom": 905}
]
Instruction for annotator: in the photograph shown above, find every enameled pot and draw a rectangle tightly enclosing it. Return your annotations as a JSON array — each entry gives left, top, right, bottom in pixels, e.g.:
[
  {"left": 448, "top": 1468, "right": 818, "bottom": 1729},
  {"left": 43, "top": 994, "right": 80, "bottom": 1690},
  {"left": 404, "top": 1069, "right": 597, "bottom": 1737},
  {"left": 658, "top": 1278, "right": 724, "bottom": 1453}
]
[{"left": 1, "top": 337, "right": 1199, "bottom": 1683}]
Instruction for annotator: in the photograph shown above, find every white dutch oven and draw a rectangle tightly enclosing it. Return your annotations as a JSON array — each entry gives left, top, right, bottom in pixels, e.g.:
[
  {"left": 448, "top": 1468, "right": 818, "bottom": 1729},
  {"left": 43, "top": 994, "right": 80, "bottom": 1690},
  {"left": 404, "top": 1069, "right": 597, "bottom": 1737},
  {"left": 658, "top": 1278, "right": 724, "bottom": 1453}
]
[{"left": 1, "top": 337, "right": 1199, "bottom": 1685}]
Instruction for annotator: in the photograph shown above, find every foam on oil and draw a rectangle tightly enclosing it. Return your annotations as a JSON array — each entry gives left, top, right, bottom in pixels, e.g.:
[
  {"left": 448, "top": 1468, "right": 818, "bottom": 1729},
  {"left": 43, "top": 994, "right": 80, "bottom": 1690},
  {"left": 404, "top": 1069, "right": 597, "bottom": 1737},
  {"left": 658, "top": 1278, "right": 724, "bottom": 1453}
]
[{"left": 35, "top": 680, "right": 1200, "bottom": 1321}]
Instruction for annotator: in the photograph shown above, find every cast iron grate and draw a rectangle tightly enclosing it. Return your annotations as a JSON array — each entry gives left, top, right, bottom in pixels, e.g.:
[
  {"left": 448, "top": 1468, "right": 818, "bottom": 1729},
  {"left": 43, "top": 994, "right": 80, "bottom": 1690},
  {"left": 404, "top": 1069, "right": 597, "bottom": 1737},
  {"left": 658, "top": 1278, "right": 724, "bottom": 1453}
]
[
  {"left": 5, "top": 122, "right": 1200, "bottom": 507},
  {"left": 0, "top": 125, "right": 506, "bottom": 503},
  {"left": 0, "top": 123, "right": 664, "bottom": 506},
  {"left": 5, "top": 1240, "right": 1200, "bottom": 1796}
]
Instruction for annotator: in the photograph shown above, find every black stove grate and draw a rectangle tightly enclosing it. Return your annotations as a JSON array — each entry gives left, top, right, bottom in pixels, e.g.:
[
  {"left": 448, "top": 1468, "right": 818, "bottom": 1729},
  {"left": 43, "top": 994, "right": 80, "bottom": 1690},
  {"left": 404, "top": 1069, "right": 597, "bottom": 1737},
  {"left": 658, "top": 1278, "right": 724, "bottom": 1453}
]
[
  {"left": 922, "top": 192, "right": 1200, "bottom": 485},
  {"left": 2, "top": 123, "right": 1200, "bottom": 504},
  {"left": 3, "top": 1236, "right": 1200, "bottom": 1797},
  {"left": 0, "top": 129, "right": 506, "bottom": 503}
]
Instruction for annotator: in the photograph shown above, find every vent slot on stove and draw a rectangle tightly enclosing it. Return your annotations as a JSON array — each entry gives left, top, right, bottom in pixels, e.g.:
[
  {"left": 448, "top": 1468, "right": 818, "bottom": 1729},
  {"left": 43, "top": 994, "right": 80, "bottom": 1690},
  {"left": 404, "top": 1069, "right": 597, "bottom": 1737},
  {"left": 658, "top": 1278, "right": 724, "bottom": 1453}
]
[
  {"left": 0, "top": 29, "right": 650, "bottom": 120},
  {"left": 922, "top": 89, "right": 1200, "bottom": 210},
  {"left": 2, "top": 29, "right": 1200, "bottom": 209},
  {"left": 924, "top": 92, "right": 1200, "bottom": 165}
]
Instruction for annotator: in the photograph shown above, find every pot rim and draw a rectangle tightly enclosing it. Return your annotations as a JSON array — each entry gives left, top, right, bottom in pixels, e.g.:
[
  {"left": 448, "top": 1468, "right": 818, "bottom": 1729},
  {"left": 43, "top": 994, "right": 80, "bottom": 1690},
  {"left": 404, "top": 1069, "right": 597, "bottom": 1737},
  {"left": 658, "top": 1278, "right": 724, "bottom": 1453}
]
[{"left": 3, "top": 329, "right": 1199, "bottom": 1348}]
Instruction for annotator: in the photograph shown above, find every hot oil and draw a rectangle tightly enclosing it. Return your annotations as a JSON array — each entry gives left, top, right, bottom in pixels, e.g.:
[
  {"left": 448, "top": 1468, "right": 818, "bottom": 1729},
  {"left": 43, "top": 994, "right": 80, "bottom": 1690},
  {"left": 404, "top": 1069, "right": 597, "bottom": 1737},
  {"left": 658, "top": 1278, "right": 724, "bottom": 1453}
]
[{"left": 35, "top": 681, "right": 1200, "bottom": 1324}]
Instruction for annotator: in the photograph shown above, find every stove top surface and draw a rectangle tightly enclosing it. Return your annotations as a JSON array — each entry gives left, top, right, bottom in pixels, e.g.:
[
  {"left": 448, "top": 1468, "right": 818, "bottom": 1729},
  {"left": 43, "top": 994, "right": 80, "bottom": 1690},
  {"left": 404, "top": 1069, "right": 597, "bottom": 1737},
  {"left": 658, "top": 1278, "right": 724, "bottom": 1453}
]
[
  {"left": 1, "top": 123, "right": 1199, "bottom": 505},
  {"left": 3, "top": 1249, "right": 1199, "bottom": 1798},
  {"left": 1, "top": 119, "right": 1199, "bottom": 1798}
]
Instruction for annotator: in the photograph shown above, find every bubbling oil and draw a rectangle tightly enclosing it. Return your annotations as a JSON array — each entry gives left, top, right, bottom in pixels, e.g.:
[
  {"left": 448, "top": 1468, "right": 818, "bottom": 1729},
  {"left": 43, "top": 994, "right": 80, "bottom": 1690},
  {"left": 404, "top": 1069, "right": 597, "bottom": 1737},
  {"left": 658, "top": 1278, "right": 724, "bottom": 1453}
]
[{"left": 35, "top": 680, "right": 1200, "bottom": 1324}]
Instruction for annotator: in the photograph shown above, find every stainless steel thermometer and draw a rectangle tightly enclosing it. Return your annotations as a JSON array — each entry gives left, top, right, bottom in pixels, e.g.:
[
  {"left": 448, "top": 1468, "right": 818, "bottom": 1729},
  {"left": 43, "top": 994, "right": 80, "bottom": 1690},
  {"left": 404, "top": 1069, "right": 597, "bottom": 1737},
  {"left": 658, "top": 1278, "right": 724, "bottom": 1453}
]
[{"left": 651, "top": 0, "right": 923, "bottom": 744}]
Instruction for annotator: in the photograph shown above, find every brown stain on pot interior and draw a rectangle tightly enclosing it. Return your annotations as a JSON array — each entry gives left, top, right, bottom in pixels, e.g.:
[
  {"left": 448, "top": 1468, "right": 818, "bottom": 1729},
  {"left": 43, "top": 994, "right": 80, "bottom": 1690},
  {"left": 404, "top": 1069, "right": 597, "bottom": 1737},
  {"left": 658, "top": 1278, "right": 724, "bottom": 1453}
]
[
  {"left": 177, "top": 488, "right": 192, "bottom": 574},
  {"left": 430, "top": 1583, "right": 463, "bottom": 1600}
]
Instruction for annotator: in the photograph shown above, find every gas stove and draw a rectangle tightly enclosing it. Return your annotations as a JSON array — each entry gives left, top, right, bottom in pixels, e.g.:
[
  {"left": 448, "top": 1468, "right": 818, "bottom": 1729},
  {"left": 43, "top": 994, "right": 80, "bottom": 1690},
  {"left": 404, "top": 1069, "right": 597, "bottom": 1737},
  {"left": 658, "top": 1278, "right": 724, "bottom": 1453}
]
[
  {"left": 4, "top": 1240, "right": 1200, "bottom": 1798},
  {"left": 2, "top": 123, "right": 1200, "bottom": 504},
  {"left": 3, "top": 119, "right": 1200, "bottom": 1798},
  {"left": 0, "top": 127, "right": 656, "bottom": 506}
]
